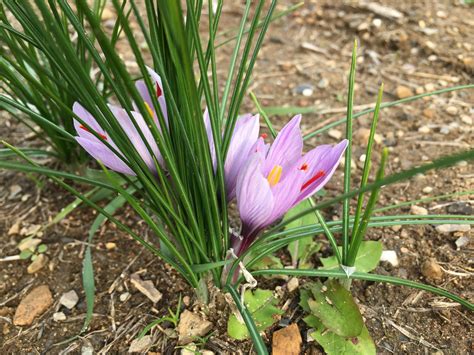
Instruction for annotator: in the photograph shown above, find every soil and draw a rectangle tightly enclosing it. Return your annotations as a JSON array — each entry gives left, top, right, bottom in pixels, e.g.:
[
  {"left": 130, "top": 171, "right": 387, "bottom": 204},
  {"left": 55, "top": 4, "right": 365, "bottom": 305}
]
[{"left": 1, "top": 1, "right": 473, "bottom": 354}]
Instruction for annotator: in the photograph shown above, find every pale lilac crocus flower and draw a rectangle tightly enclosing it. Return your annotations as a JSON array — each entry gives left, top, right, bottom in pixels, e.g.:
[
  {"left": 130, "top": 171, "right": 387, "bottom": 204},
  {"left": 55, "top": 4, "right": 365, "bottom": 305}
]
[
  {"left": 232, "top": 115, "right": 348, "bottom": 256},
  {"left": 204, "top": 109, "right": 261, "bottom": 200},
  {"left": 73, "top": 67, "right": 166, "bottom": 175},
  {"left": 74, "top": 68, "right": 261, "bottom": 200}
]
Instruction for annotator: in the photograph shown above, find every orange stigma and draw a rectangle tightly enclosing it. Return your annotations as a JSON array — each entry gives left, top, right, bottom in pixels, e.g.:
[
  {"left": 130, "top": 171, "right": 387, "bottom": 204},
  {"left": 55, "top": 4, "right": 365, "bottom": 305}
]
[
  {"left": 80, "top": 125, "right": 107, "bottom": 140},
  {"left": 301, "top": 170, "right": 325, "bottom": 191},
  {"left": 299, "top": 163, "right": 309, "bottom": 171},
  {"left": 260, "top": 133, "right": 268, "bottom": 139}
]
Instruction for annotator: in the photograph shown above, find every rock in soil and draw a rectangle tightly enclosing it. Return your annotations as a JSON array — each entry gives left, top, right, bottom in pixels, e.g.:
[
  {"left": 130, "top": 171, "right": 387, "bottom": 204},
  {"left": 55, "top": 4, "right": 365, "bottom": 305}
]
[
  {"left": 60, "top": 290, "right": 79, "bottom": 309},
  {"left": 27, "top": 254, "right": 48, "bottom": 274},
  {"left": 272, "top": 323, "right": 302, "bottom": 355},
  {"left": 421, "top": 259, "right": 443, "bottom": 281},
  {"left": 396, "top": 85, "right": 414, "bottom": 99},
  {"left": 380, "top": 250, "right": 399, "bottom": 267},
  {"left": 128, "top": 335, "right": 152, "bottom": 353},
  {"left": 13, "top": 285, "right": 53, "bottom": 326},
  {"left": 130, "top": 273, "right": 162, "bottom": 303},
  {"left": 328, "top": 129, "right": 342, "bottom": 140},
  {"left": 455, "top": 236, "right": 470, "bottom": 249},
  {"left": 287, "top": 278, "right": 299, "bottom": 292},
  {"left": 410, "top": 205, "right": 428, "bottom": 215},
  {"left": 447, "top": 202, "right": 472, "bottom": 215},
  {"left": 435, "top": 224, "right": 471, "bottom": 234},
  {"left": 177, "top": 310, "right": 213, "bottom": 345},
  {"left": 53, "top": 312, "right": 66, "bottom": 322}
]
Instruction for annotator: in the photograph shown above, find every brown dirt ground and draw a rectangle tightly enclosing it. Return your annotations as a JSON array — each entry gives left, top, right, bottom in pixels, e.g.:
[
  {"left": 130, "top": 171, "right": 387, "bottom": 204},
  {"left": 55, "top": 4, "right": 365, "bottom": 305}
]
[{"left": 1, "top": 1, "right": 473, "bottom": 354}]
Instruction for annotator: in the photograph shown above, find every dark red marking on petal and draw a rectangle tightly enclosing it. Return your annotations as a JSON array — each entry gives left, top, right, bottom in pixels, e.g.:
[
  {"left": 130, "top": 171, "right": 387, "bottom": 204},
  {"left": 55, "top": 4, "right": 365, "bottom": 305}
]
[
  {"left": 299, "top": 163, "right": 309, "bottom": 171},
  {"left": 79, "top": 125, "right": 107, "bottom": 140},
  {"left": 260, "top": 133, "right": 268, "bottom": 139},
  {"left": 300, "top": 170, "right": 325, "bottom": 191},
  {"left": 156, "top": 83, "right": 162, "bottom": 98}
]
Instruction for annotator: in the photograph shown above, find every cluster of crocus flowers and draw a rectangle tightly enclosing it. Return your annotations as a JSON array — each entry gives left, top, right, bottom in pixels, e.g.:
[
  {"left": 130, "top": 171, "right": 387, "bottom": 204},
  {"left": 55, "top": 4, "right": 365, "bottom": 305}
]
[
  {"left": 73, "top": 68, "right": 259, "bottom": 200},
  {"left": 73, "top": 68, "right": 347, "bottom": 260}
]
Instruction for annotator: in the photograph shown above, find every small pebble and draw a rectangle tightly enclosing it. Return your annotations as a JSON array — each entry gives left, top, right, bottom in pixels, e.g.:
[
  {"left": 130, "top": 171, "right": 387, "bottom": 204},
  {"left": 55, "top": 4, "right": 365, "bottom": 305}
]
[
  {"left": 105, "top": 242, "right": 117, "bottom": 250},
  {"left": 421, "top": 259, "right": 443, "bottom": 281},
  {"left": 447, "top": 202, "right": 472, "bottom": 215},
  {"left": 400, "top": 247, "right": 409, "bottom": 254},
  {"left": 445, "top": 106, "right": 458, "bottom": 116},
  {"left": 128, "top": 335, "right": 152, "bottom": 353},
  {"left": 396, "top": 86, "right": 413, "bottom": 99},
  {"left": 422, "top": 186, "right": 433, "bottom": 193},
  {"left": 380, "top": 250, "right": 399, "bottom": 267},
  {"left": 317, "top": 78, "right": 329, "bottom": 89},
  {"left": 294, "top": 84, "right": 314, "bottom": 97},
  {"left": 435, "top": 224, "right": 471, "bottom": 234},
  {"left": 53, "top": 312, "right": 66, "bottom": 322},
  {"left": 182, "top": 295, "right": 191, "bottom": 306},
  {"left": 27, "top": 254, "right": 48, "bottom": 274},
  {"left": 60, "top": 290, "right": 79, "bottom": 310},
  {"left": 410, "top": 205, "right": 428, "bottom": 215},
  {"left": 287, "top": 278, "right": 299, "bottom": 292},
  {"left": 440, "top": 126, "right": 450, "bottom": 135},
  {"left": 8, "top": 185, "right": 22, "bottom": 200},
  {"left": 328, "top": 129, "right": 342, "bottom": 140},
  {"left": 461, "top": 115, "right": 472, "bottom": 125},
  {"left": 418, "top": 126, "right": 430, "bottom": 133},
  {"left": 372, "top": 18, "right": 382, "bottom": 27},
  {"left": 391, "top": 225, "right": 402, "bottom": 232},
  {"left": 455, "top": 236, "right": 469, "bottom": 249},
  {"left": 119, "top": 292, "right": 131, "bottom": 302},
  {"left": 424, "top": 83, "right": 436, "bottom": 92}
]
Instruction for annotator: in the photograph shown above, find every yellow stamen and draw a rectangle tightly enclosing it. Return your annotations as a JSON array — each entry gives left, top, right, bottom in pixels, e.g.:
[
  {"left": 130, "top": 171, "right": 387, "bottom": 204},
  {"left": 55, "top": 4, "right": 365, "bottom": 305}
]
[
  {"left": 267, "top": 165, "right": 283, "bottom": 187},
  {"left": 144, "top": 102, "right": 154, "bottom": 117}
]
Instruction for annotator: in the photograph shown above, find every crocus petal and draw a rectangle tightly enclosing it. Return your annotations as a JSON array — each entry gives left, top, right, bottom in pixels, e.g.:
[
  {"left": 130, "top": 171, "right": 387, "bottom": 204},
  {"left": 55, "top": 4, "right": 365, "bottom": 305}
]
[
  {"left": 295, "top": 139, "right": 348, "bottom": 204},
  {"left": 108, "top": 104, "right": 162, "bottom": 172},
  {"left": 225, "top": 114, "right": 260, "bottom": 200},
  {"left": 267, "top": 167, "right": 306, "bottom": 224},
  {"left": 236, "top": 154, "right": 274, "bottom": 242},
  {"left": 203, "top": 108, "right": 217, "bottom": 170},
  {"left": 75, "top": 136, "right": 134, "bottom": 175},
  {"left": 73, "top": 102, "right": 107, "bottom": 139},
  {"left": 251, "top": 137, "right": 270, "bottom": 159},
  {"left": 134, "top": 67, "right": 167, "bottom": 124},
  {"left": 263, "top": 114, "right": 303, "bottom": 176}
]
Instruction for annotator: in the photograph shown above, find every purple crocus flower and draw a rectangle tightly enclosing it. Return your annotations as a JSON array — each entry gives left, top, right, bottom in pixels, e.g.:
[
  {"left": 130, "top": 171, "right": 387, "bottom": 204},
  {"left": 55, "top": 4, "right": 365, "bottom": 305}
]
[
  {"left": 232, "top": 115, "right": 348, "bottom": 256},
  {"left": 74, "top": 68, "right": 261, "bottom": 193},
  {"left": 73, "top": 68, "right": 166, "bottom": 175},
  {"left": 204, "top": 110, "right": 261, "bottom": 201}
]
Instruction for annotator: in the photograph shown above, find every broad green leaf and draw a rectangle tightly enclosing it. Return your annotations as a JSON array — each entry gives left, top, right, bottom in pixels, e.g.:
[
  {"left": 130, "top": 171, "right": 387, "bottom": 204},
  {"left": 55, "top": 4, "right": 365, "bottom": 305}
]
[
  {"left": 228, "top": 289, "right": 283, "bottom": 340},
  {"left": 320, "top": 241, "right": 382, "bottom": 273},
  {"left": 250, "top": 255, "right": 284, "bottom": 279},
  {"left": 19, "top": 249, "right": 33, "bottom": 260},
  {"left": 309, "top": 318, "right": 376, "bottom": 355},
  {"left": 306, "top": 280, "right": 363, "bottom": 337},
  {"left": 37, "top": 244, "right": 47, "bottom": 253},
  {"left": 283, "top": 200, "right": 321, "bottom": 267}
]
